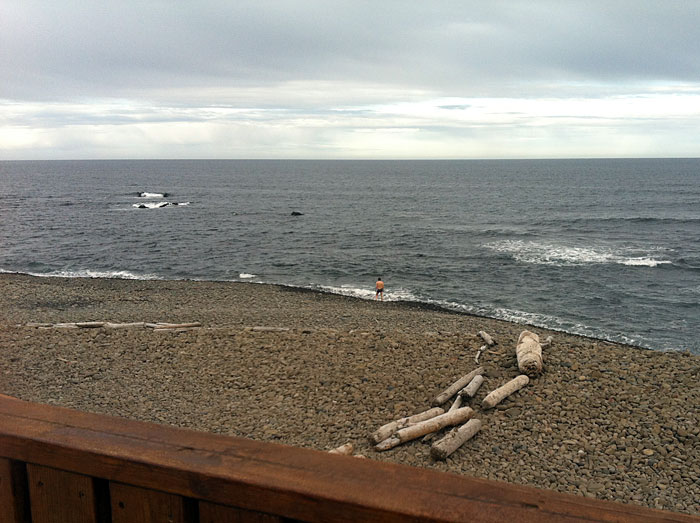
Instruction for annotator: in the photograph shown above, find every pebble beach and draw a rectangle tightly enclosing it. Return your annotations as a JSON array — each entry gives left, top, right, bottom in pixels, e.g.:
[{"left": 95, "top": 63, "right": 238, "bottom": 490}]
[{"left": 1, "top": 273, "right": 699, "bottom": 516}]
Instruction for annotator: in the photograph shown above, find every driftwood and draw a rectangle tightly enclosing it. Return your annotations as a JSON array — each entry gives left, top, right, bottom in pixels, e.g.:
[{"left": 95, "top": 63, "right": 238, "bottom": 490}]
[
  {"left": 482, "top": 375, "right": 529, "bottom": 409},
  {"left": 370, "top": 407, "right": 444, "bottom": 445},
  {"left": 251, "top": 326, "right": 290, "bottom": 332},
  {"left": 432, "top": 367, "right": 484, "bottom": 406},
  {"left": 458, "top": 374, "right": 485, "bottom": 398},
  {"left": 474, "top": 345, "right": 486, "bottom": 364},
  {"left": 375, "top": 407, "right": 474, "bottom": 451},
  {"left": 448, "top": 395, "right": 463, "bottom": 412},
  {"left": 516, "top": 330, "right": 543, "bottom": 376},
  {"left": 147, "top": 322, "right": 202, "bottom": 329},
  {"left": 104, "top": 322, "right": 147, "bottom": 329},
  {"left": 328, "top": 443, "right": 354, "bottom": 455},
  {"left": 541, "top": 335, "right": 554, "bottom": 348},
  {"left": 430, "top": 419, "right": 482, "bottom": 460},
  {"left": 478, "top": 331, "right": 495, "bottom": 346},
  {"left": 75, "top": 321, "right": 105, "bottom": 328}
]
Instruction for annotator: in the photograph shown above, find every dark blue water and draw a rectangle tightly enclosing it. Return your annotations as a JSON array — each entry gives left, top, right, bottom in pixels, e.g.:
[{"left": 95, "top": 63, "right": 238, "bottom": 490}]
[{"left": 1, "top": 159, "right": 699, "bottom": 353}]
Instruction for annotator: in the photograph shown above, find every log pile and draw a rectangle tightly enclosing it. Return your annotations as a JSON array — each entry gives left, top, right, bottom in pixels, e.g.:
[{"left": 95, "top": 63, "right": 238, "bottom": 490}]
[{"left": 369, "top": 329, "right": 551, "bottom": 462}]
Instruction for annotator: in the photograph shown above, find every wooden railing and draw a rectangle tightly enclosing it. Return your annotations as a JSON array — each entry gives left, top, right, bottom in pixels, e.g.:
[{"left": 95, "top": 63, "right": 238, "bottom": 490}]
[{"left": 0, "top": 394, "right": 697, "bottom": 522}]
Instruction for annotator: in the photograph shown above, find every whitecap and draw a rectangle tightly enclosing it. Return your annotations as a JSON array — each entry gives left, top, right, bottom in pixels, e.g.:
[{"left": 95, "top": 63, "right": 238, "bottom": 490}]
[
  {"left": 239, "top": 273, "right": 257, "bottom": 279},
  {"left": 485, "top": 240, "right": 670, "bottom": 267},
  {"left": 7, "top": 269, "right": 162, "bottom": 280},
  {"left": 136, "top": 192, "right": 168, "bottom": 198}
]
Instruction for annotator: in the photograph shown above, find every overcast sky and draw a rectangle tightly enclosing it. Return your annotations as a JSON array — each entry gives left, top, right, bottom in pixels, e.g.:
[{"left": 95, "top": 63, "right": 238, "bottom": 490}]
[{"left": 2, "top": 1, "right": 699, "bottom": 160}]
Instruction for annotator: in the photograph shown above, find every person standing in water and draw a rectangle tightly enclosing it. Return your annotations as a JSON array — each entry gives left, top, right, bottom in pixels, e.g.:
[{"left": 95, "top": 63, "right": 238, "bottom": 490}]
[{"left": 375, "top": 277, "right": 384, "bottom": 301}]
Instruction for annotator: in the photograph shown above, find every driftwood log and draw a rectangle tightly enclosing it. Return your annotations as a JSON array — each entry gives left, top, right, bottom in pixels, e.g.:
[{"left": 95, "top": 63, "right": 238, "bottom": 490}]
[
  {"left": 478, "top": 331, "right": 495, "bottom": 346},
  {"left": 147, "top": 322, "right": 202, "bottom": 329},
  {"left": 432, "top": 367, "right": 484, "bottom": 406},
  {"left": 370, "top": 407, "right": 444, "bottom": 445},
  {"left": 104, "top": 322, "right": 147, "bottom": 329},
  {"left": 328, "top": 443, "right": 354, "bottom": 455},
  {"left": 458, "top": 374, "right": 485, "bottom": 398},
  {"left": 516, "top": 330, "right": 543, "bottom": 376},
  {"left": 448, "top": 395, "right": 463, "bottom": 412},
  {"left": 482, "top": 375, "right": 529, "bottom": 409},
  {"left": 430, "top": 419, "right": 482, "bottom": 460},
  {"left": 375, "top": 407, "right": 474, "bottom": 451}
]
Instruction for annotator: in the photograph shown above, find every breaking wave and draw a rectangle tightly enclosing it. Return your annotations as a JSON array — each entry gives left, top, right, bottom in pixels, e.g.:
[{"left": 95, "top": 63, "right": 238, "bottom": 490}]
[{"left": 486, "top": 240, "right": 672, "bottom": 267}]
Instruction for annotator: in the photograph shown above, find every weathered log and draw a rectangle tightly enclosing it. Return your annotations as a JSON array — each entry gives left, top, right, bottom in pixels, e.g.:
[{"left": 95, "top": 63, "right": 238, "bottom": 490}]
[
  {"left": 458, "top": 374, "right": 485, "bottom": 398},
  {"left": 370, "top": 407, "right": 444, "bottom": 444},
  {"left": 482, "top": 375, "right": 529, "bottom": 409},
  {"left": 375, "top": 407, "right": 474, "bottom": 451},
  {"left": 76, "top": 321, "right": 105, "bottom": 328},
  {"left": 448, "top": 395, "right": 463, "bottom": 412},
  {"left": 430, "top": 418, "right": 482, "bottom": 460},
  {"left": 53, "top": 323, "right": 78, "bottom": 329},
  {"left": 478, "top": 331, "right": 495, "bottom": 346},
  {"left": 432, "top": 367, "right": 484, "bottom": 406},
  {"left": 150, "top": 322, "right": 202, "bottom": 329},
  {"left": 516, "top": 330, "right": 543, "bottom": 376},
  {"left": 25, "top": 322, "right": 53, "bottom": 328},
  {"left": 474, "top": 345, "right": 486, "bottom": 364},
  {"left": 104, "top": 322, "right": 147, "bottom": 329},
  {"left": 328, "top": 443, "right": 354, "bottom": 455}
]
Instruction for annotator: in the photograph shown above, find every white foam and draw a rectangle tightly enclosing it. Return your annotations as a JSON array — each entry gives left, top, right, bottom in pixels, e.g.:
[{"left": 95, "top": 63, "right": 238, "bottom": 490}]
[
  {"left": 486, "top": 240, "right": 671, "bottom": 267},
  {"left": 318, "top": 284, "right": 421, "bottom": 302},
  {"left": 3, "top": 269, "right": 162, "bottom": 280},
  {"left": 137, "top": 192, "right": 166, "bottom": 198},
  {"left": 239, "top": 273, "right": 257, "bottom": 279},
  {"left": 133, "top": 201, "right": 170, "bottom": 209}
]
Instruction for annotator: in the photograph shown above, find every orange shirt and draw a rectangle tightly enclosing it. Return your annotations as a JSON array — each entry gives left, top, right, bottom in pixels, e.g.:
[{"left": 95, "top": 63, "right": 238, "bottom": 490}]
[{"left": 376, "top": 281, "right": 384, "bottom": 290}]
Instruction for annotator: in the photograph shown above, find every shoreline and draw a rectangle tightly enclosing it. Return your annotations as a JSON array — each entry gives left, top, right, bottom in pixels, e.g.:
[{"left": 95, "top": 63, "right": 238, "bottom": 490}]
[
  {"left": 1, "top": 273, "right": 699, "bottom": 515},
  {"left": 0, "top": 270, "right": 663, "bottom": 353}
]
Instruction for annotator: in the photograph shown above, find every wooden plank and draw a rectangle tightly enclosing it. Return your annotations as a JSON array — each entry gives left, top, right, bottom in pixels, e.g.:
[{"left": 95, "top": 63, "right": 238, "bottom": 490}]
[
  {"left": 199, "top": 501, "right": 284, "bottom": 523},
  {"left": 26, "top": 464, "right": 97, "bottom": 523},
  {"left": 0, "top": 396, "right": 697, "bottom": 523},
  {"left": 110, "top": 482, "right": 189, "bottom": 523},
  {"left": 0, "top": 458, "right": 30, "bottom": 523}
]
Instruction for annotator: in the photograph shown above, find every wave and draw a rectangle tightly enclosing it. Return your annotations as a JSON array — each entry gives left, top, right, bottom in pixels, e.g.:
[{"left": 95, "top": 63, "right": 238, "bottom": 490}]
[
  {"left": 136, "top": 191, "right": 169, "bottom": 198},
  {"left": 0, "top": 268, "right": 163, "bottom": 280},
  {"left": 239, "top": 273, "right": 257, "bottom": 279},
  {"left": 317, "top": 283, "right": 421, "bottom": 302},
  {"left": 132, "top": 201, "right": 190, "bottom": 209},
  {"left": 485, "top": 240, "right": 672, "bottom": 267}
]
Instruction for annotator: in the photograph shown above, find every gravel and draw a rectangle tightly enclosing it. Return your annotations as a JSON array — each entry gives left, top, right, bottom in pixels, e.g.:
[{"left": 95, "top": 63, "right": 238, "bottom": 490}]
[{"left": 1, "top": 273, "right": 699, "bottom": 516}]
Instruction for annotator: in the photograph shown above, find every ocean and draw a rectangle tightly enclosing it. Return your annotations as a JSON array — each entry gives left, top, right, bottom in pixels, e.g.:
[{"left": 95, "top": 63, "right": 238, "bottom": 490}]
[{"left": 1, "top": 158, "right": 699, "bottom": 353}]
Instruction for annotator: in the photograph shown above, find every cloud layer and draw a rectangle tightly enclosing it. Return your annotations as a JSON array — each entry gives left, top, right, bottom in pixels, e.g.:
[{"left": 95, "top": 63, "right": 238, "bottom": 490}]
[{"left": 2, "top": 1, "right": 699, "bottom": 159}]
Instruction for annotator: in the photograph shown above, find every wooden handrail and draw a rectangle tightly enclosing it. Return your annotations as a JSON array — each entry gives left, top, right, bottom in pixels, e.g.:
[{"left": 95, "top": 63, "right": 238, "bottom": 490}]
[{"left": 0, "top": 394, "right": 697, "bottom": 522}]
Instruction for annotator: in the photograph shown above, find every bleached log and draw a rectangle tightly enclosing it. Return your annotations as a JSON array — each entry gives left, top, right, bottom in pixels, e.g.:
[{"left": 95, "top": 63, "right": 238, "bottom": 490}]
[
  {"left": 448, "top": 395, "right": 463, "bottom": 412},
  {"left": 328, "top": 443, "right": 354, "bottom": 455},
  {"left": 370, "top": 407, "right": 444, "bottom": 444},
  {"left": 375, "top": 407, "right": 474, "bottom": 451},
  {"left": 76, "top": 321, "right": 105, "bottom": 328},
  {"left": 149, "top": 322, "right": 202, "bottom": 329},
  {"left": 482, "top": 375, "right": 529, "bottom": 409},
  {"left": 432, "top": 367, "right": 484, "bottom": 406},
  {"left": 478, "top": 331, "right": 495, "bottom": 346},
  {"left": 474, "top": 345, "right": 486, "bottom": 364},
  {"left": 516, "top": 330, "right": 543, "bottom": 376},
  {"left": 53, "top": 323, "right": 78, "bottom": 329},
  {"left": 430, "top": 419, "right": 482, "bottom": 460},
  {"left": 458, "top": 374, "right": 485, "bottom": 398},
  {"left": 104, "top": 322, "right": 147, "bottom": 329},
  {"left": 26, "top": 322, "right": 53, "bottom": 328}
]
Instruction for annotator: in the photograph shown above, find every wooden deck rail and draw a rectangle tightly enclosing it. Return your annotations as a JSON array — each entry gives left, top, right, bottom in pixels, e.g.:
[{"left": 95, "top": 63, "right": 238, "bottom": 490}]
[{"left": 0, "top": 394, "right": 697, "bottom": 523}]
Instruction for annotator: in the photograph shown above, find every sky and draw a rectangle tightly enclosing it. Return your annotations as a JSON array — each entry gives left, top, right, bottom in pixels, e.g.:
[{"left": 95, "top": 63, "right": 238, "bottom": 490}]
[{"left": 1, "top": 1, "right": 700, "bottom": 160}]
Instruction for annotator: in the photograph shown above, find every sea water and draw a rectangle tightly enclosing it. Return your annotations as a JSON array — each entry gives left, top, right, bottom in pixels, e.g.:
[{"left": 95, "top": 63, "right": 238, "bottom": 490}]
[{"left": 1, "top": 158, "right": 698, "bottom": 353}]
